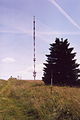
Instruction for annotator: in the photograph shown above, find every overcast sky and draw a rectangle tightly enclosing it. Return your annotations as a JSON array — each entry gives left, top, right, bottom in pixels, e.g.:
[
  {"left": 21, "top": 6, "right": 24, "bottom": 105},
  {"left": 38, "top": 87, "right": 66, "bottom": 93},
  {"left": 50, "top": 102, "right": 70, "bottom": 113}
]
[{"left": 0, "top": 0, "right": 80, "bottom": 80}]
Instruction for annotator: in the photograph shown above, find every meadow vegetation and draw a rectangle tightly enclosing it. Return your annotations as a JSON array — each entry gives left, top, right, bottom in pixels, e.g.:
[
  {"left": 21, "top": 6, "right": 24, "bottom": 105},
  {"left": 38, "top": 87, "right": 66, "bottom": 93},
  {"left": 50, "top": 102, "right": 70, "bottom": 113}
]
[{"left": 0, "top": 78, "right": 80, "bottom": 120}]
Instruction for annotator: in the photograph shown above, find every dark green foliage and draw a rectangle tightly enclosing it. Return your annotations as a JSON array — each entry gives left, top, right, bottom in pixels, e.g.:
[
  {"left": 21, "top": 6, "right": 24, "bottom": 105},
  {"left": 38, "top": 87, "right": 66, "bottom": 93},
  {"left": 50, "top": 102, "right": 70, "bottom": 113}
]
[{"left": 43, "top": 38, "right": 80, "bottom": 85}]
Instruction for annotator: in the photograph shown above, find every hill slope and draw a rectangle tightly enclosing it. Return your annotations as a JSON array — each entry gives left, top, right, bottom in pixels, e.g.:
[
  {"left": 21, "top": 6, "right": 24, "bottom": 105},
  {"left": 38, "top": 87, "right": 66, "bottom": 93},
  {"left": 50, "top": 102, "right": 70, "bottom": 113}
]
[{"left": 0, "top": 79, "right": 80, "bottom": 120}]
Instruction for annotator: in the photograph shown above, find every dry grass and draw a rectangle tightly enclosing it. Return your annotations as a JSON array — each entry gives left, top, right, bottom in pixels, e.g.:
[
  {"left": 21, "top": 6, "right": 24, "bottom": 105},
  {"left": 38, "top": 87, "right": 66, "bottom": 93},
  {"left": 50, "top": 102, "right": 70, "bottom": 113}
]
[{"left": 0, "top": 78, "right": 80, "bottom": 120}]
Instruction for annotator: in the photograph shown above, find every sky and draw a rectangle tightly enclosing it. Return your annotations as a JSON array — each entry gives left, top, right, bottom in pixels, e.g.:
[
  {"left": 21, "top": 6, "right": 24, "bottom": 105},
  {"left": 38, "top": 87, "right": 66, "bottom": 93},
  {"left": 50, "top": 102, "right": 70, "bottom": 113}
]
[{"left": 0, "top": 0, "right": 80, "bottom": 80}]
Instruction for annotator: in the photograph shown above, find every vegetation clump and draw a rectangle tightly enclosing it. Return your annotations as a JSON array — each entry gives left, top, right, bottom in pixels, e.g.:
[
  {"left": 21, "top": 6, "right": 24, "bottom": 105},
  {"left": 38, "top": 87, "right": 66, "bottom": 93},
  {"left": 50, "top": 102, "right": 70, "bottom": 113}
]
[{"left": 43, "top": 38, "right": 80, "bottom": 86}]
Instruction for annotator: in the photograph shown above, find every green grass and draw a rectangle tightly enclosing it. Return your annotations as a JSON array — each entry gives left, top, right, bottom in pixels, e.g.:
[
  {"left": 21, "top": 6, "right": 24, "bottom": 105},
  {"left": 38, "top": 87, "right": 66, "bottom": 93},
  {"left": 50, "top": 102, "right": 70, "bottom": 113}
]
[{"left": 0, "top": 78, "right": 80, "bottom": 120}]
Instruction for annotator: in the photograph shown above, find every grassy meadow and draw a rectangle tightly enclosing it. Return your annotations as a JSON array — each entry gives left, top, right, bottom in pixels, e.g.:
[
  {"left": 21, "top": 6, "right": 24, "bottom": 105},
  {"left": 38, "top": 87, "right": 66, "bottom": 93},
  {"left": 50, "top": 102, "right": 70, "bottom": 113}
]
[{"left": 0, "top": 78, "right": 80, "bottom": 120}]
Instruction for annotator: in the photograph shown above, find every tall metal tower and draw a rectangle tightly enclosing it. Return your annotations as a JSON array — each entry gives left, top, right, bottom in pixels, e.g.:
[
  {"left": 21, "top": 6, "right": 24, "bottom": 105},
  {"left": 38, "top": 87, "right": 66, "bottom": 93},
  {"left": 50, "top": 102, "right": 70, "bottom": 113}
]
[{"left": 33, "top": 16, "right": 36, "bottom": 80}]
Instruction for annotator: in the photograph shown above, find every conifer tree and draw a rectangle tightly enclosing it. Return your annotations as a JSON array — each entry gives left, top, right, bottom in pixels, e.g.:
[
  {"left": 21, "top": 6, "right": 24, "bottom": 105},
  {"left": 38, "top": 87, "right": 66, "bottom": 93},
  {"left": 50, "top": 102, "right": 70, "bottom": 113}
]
[{"left": 43, "top": 38, "right": 80, "bottom": 85}]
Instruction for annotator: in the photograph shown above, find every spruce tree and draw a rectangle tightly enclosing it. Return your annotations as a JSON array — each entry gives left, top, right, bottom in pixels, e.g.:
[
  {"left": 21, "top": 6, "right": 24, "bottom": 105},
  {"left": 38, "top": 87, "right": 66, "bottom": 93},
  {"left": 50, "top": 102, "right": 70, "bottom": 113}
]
[{"left": 43, "top": 38, "right": 80, "bottom": 86}]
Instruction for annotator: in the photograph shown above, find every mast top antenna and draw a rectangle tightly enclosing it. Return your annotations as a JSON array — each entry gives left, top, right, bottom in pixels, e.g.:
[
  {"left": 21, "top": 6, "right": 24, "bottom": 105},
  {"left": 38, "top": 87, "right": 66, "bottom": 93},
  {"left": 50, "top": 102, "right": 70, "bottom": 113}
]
[{"left": 33, "top": 16, "right": 36, "bottom": 80}]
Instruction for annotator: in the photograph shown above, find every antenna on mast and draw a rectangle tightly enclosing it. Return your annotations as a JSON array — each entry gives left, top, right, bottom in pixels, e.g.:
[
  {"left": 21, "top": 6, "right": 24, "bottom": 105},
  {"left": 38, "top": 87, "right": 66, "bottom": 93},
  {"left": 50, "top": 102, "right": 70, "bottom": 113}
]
[{"left": 33, "top": 16, "right": 36, "bottom": 80}]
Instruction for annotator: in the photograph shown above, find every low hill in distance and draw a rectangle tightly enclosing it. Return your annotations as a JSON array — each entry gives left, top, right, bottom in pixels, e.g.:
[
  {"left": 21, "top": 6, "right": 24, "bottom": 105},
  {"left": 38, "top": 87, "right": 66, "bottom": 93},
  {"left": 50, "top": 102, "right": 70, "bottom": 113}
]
[{"left": 0, "top": 78, "right": 80, "bottom": 120}]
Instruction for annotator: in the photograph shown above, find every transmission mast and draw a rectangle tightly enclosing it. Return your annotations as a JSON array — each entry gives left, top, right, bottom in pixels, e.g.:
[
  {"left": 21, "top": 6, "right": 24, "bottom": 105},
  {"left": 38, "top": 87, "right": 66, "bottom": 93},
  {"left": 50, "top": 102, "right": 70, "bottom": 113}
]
[{"left": 33, "top": 16, "right": 36, "bottom": 80}]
